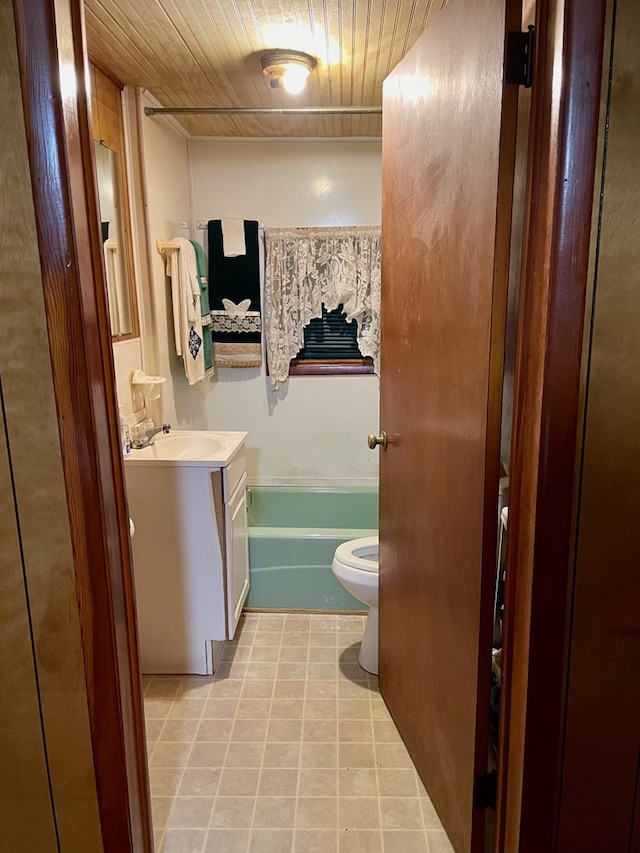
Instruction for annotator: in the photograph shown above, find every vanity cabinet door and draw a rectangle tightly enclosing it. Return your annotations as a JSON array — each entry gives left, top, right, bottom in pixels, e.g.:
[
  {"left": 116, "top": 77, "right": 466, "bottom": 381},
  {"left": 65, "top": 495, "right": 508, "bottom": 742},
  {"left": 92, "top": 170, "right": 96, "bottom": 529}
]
[{"left": 226, "top": 474, "right": 249, "bottom": 638}]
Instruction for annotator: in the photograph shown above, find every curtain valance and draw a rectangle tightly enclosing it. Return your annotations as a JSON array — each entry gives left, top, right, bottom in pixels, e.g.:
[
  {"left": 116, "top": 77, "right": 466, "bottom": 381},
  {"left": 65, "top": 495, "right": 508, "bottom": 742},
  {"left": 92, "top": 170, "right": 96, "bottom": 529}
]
[{"left": 264, "top": 226, "right": 381, "bottom": 388}]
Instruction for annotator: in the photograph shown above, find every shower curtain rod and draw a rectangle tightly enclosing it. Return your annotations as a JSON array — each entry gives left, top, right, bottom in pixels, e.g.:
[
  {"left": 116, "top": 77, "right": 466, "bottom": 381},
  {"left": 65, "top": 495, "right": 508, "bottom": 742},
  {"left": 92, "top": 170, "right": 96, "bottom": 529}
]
[{"left": 144, "top": 106, "right": 382, "bottom": 116}]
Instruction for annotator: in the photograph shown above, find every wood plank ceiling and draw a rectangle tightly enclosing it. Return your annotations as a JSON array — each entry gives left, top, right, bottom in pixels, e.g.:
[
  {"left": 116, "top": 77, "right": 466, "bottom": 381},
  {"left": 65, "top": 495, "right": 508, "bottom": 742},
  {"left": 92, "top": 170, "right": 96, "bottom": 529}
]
[{"left": 84, "top": 0, "right": 442, "bottom": 138}]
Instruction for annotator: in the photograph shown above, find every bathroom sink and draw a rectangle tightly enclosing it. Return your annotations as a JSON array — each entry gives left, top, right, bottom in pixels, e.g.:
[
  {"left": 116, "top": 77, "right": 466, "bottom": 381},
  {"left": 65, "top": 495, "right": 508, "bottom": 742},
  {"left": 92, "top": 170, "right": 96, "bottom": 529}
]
[{"left": 126, "top": 430, "right": 246, "bottom": 467}]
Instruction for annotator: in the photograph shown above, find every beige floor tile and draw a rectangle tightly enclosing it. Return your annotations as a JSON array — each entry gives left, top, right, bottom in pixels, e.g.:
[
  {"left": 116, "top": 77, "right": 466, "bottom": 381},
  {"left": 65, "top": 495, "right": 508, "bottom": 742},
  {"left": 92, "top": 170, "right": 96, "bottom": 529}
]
[
  {"left": 246, "top": 662, "right": 278, "bottom": 681},
  {"left": 160, "top": 828, "right": 207, "bottom": 853},
  {"left": 303, "top": 699, "right": 337, "bottom": 720},
  {"left": 167, "top": 797, "right": 214, "bottom": 829},
  {"left": 209, "top": 796, "right": 255, "bottom": 829},
  {"left": 248, "top": 829, "right": 294, "bottom": 853},
  {"left": 153, "top": 797, "right": 173, "bottom": 829},
  {"left": 178, "top": 768, "right": 221, "bottom": 797},
  {"left": 373, "top": 720, "right": 403, "bottom": 743},
  {"left": 154, "top": 828, "right": 165, "bottom": 852},
  {"left": 309, "top": 633, "right": 337, "bottom": 647},
  {"left": 338, "top": 720, "right": 373, "bottom": 743},
  {"left": 242, "top": 680, "right": 276, "bottom": 699},
  {"left": 209, "top": 679, "right": 243, "bottom": 698},
  {"left": 146, "top": 718, "right": 165, "bottom": 742},
  {"left": 217, "top": 769, "right": 261, "bottom": 797},
  {"left": 298, "top": 768, "right": 337, "bottom": 797},
  {"left": 279, "top": 646, "right": 308, "bottom": 663},
  {"left": 295, "top": 797, "right": 338, "bottom": 829},
  {"left": 225, "top": 742, "right": 265, "bottom": 768},
  {"left": 280, "top": 632, "right": 310, "bottom": 647},
  {"left": 379, "top": 798, "right": 423, "bottom": 831},
  {"left": 168, "top": 698, "right": 207, "bottom": 720},
  {"left": 253, "top": 632, "right": 284, "bottom": 647},
  {"left": 338, "top": 797, "right": 380, "bottom": 830},
  {"left": 277, "top": 662, "right": 308, "bottom": 680},
  {"left": 145, "top": 613, "right": 454, "bottom": 853},
  {"left": 204, "top": 828, "right": 250, "bottom": 853},
  {"left": 338, "top": 768, "right": 378, "bottom": 797},
  {"left": 300, "top": 742, "right": 337, "bottom": 768},
  {"left": 284, "top": 615, "right": 311, "bottom": 630},
  {"left": 187, "top": 742, "right": 228, "bottom": 768},
  {"left": 338, "top": 743, "right": 375, "bottom": 768},
  {"left": 250, "top": 646, "right": 280, "bottom": 663},
  {"left": 377, "top": 769, "right": 420, "bottom": 798},
  {"left": 150, "top": 742, "right": 193, "bottom": 769},
  {"left": 305, "top": 680, "right": 338, "bottom": 699},
  {"left": 294, "top": 829, "right": 338, "bottom": 852},
  {"left": 337, "top": 700, "right": 371, "bottom": 720},
  {"left": 267, "top": 719, "right": 302, "bottom": 742},
  {"left": 308, "top": 646, "right": 337, "bottom": 663},
  {"left": 302, "top": 719, "right": 337, "bottom": 743},
  {"left": 270, "top": 698, "right": 304, "bottom": 719},
  {"left": 146, "top": 678, "right": 182, "bottom": 699},
  {"left": 145, "top": 698, "right": 173, "bottom": 719},
  {"left": 223, "top": 645, "right": 252, "bottom": 662},
  {"left": 374, "top": 743, "right": 415, "bottom": 769},
  {"left": 382, "top": 830, "right": 429, "bottom": 852},
  {"left": 236, "top": 699, "right": 272, "bottom": 719},
  {"left": 426, "top": 830, "right": 455, "bottom": 852},
  {"left": 338, "top": 829, "right": 382, "bottom": 852},
  {"left": 253, "top": 796, "right": 296, "bottom": 829},
  {"left": 177, "top": 677, "right": 215, "bottom": 699},
  {"left": 258, "top": 768, "right": 299, "bottom": 797},
  {"left": 216, "top": 661, "right": 248, "bottom": 680},
  {"left": 273, "top": 680, "right": 306, "bottom": 699},
  {"left": 262, "top": 742, "right": 301, "bottom": 768},
  {"left": 202, "top": 698, "right": 239, "bottom": 719},
  {"left": 231, "top": 719, "right": 269, "bottom": 742},
  {"left": 420, "top": 796, "right": 444, "bottom": 831},
  {"left": 151, "top": 767, "right": 185, "bottom": 798},
  {"left": 196, "top": 719, "right": 234, "bottom": 742},
  {"left": 160, "top": 719, "right": 200, "bottom": 742},
  {"left": 337, "top": 681, "right": 370, "bottom": 700},
  {"left": 370, "top": 697, "right": 393, "bottom": 721}
]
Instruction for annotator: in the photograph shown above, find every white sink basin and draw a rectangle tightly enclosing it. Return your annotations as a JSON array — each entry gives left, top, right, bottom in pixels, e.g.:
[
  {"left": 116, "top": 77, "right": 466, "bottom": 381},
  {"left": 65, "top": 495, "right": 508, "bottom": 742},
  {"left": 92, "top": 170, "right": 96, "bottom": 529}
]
[{"left": 126, "top": 430, "right": 246, "bottom": 467}]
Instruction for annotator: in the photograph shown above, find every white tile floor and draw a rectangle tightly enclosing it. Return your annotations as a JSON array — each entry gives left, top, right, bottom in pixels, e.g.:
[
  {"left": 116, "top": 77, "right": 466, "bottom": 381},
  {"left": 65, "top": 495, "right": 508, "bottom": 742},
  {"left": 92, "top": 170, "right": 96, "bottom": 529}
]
[{"left": 144, "top": 613, "right": 454, "bottom": 853}]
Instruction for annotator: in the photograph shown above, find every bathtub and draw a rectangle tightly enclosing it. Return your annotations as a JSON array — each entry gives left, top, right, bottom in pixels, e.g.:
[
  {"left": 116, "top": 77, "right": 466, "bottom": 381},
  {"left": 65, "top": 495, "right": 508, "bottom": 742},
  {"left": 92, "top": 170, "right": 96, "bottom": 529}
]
[{"left": 247, "top": 486, "right": 378, "bottom": 610}]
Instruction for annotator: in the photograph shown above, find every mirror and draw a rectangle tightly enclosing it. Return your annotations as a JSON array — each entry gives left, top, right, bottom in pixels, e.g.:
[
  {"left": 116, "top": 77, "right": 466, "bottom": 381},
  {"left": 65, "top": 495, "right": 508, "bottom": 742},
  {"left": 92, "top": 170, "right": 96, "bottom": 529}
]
[{"left": 94, "top": 140, "right": 135, "bottom": 338}]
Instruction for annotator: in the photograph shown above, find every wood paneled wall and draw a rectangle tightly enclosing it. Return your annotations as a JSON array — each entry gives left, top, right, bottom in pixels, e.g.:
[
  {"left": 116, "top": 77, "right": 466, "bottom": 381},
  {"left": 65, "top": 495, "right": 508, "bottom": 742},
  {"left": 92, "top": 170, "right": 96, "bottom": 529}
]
[{"left": 0, "top": 0, "right": 102, "bottom": 848}]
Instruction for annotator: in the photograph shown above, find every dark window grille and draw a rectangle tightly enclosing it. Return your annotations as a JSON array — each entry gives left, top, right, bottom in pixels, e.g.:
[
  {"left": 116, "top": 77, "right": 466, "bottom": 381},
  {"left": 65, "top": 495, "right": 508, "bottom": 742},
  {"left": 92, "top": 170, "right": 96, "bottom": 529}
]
[{"left": 294, "top": 304, "right": 371, "bottom": 362}]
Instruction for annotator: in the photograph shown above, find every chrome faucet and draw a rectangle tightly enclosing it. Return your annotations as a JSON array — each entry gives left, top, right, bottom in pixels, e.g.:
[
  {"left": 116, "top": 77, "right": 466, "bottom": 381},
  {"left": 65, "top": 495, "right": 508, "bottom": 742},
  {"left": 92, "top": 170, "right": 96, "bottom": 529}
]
[{"left": 131, "top": 423, "right": 171, "bottom": 449}]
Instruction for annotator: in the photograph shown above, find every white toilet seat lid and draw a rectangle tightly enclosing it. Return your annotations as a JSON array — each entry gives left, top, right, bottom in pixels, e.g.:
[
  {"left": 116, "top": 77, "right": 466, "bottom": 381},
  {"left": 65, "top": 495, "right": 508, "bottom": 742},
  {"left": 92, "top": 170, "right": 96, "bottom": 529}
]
[{"left": 334, "top": 536, "right": 379, "bottom": 573}]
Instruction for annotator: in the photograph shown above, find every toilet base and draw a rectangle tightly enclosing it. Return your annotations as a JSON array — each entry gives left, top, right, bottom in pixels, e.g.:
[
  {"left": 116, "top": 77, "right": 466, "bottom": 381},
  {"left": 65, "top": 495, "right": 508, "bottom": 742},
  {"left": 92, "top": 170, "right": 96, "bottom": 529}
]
[{"left": 358, "top": 606, "right": 378, "bottom": 675}]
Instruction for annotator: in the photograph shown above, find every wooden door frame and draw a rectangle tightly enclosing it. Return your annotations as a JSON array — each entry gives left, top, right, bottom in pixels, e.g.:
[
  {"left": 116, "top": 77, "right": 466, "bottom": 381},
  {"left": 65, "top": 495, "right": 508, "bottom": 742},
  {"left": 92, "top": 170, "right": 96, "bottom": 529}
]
[
  {"left": 496, "top": 0, "right": 608, "bottom": 850},
  {"left": 12, "top": 1, "right": 153, "bottom": 850}
]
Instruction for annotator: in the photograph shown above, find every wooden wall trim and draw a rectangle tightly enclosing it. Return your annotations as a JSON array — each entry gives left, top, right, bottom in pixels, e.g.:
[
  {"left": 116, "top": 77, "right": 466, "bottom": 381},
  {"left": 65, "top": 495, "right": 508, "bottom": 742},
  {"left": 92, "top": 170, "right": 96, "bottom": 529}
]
[
  {"left": 496, "top": 0, "right": 608, "bottom": 850},
  {"left": 12, "top": 1, "right": 153, "bottom": 850}
]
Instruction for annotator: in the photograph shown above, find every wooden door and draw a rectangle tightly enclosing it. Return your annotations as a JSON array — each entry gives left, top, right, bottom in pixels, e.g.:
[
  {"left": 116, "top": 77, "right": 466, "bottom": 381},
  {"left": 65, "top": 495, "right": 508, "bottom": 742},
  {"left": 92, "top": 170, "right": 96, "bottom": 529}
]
[{"left": 379, "top": 1, "right": 519, "bottom": 850}]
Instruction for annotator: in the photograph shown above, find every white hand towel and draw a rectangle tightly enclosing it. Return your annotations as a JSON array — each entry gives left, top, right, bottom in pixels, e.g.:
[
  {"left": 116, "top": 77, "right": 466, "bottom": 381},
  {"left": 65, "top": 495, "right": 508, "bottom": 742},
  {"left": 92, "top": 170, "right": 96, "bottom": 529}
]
[
  {"left": 221, "top": 218, "right": 246, "bottom": 257},
  {"left": 167, "top": 237, "right": 206, "bottom": 385}
]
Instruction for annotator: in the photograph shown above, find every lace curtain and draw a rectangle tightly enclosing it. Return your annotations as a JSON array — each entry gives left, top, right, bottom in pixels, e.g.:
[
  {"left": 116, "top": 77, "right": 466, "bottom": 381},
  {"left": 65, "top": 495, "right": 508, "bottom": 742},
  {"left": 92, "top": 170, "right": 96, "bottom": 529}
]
[{"left": 264, "top": 226, "right": 381, "bottom": 389}]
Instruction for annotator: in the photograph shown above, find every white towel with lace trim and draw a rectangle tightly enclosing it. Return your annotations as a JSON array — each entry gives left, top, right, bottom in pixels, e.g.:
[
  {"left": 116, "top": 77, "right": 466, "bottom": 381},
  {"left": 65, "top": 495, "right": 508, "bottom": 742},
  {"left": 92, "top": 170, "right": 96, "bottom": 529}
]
[
  {"left": 221, "top": 218, "right": 247, "bottom": 257},
  {"left": 166, "top": 237, "right": 206, "bottom": 385}
]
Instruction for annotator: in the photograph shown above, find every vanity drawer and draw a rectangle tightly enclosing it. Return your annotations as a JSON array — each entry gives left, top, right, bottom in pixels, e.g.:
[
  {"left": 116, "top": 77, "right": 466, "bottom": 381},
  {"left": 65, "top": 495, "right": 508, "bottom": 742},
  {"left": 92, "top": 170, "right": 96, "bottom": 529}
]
[{"left": 224, "top": 445, "right": 246, "bottom": 498}]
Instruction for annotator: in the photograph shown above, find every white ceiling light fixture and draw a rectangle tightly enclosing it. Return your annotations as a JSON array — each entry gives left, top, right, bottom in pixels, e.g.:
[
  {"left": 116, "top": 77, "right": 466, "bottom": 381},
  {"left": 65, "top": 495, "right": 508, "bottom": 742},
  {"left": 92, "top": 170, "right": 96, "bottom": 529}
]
[{"left": 261, "top": 50, "right": 317, "bottom": 95}]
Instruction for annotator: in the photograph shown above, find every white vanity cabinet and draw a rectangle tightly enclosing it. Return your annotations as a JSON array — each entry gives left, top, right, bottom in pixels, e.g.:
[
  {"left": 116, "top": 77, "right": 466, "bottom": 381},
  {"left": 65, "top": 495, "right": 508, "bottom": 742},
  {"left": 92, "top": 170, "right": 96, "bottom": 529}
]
[{"left": 124, "top": 431, "right": 249, "bottom": 674}]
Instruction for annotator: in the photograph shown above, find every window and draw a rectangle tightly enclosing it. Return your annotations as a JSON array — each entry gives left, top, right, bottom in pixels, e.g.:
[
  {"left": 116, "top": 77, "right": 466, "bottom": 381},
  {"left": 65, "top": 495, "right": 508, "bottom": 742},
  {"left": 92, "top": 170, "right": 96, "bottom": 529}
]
[{"left": 289, "top": 304, "right": 374, "bottom": 375}]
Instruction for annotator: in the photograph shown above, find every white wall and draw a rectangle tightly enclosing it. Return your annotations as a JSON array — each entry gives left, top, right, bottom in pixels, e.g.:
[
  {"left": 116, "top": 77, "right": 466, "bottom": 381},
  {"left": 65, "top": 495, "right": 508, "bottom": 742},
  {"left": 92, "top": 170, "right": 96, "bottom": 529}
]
[
  {"left": 137, "top": 94, "right": 208, "bottom": 429},
  {"left": 189, "top": 140, "right": 381, "bottom": 485}
]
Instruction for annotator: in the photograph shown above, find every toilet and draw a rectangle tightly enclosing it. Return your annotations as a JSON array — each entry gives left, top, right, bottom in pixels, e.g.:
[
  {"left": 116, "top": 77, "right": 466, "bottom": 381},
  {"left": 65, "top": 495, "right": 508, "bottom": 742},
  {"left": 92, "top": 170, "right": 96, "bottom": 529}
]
[{"left": 332, "top": 536, "right": 379, "bottom": 675}]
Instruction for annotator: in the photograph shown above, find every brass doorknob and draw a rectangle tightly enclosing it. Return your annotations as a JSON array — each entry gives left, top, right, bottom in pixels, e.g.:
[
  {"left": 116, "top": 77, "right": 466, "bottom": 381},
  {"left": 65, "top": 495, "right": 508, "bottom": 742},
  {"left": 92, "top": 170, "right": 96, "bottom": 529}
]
[{"left": 367, "top": 431, "right": 387, "bottom": 450}]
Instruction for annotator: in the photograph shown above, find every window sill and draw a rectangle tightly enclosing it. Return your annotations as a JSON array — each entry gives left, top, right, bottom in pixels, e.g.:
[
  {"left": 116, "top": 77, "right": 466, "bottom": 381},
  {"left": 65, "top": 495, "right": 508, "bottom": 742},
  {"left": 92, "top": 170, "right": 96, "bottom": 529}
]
[{"left": 288, "top": 358, "right": 374, "bottom": 376}]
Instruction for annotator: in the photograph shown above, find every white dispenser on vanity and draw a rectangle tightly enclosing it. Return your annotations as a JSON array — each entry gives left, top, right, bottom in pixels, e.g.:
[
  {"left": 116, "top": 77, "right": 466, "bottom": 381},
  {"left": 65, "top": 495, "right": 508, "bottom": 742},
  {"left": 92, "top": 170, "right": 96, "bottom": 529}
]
[{"left": 124, "top": 430, "right": 249, "bottom": 674}]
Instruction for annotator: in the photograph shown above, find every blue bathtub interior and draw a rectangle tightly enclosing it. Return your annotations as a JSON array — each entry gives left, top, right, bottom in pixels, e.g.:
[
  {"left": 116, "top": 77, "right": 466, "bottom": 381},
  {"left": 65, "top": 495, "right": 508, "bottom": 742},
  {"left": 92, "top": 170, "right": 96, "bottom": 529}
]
[{"left": 247, "top": 486, "right": 378, "bottom": 610}]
